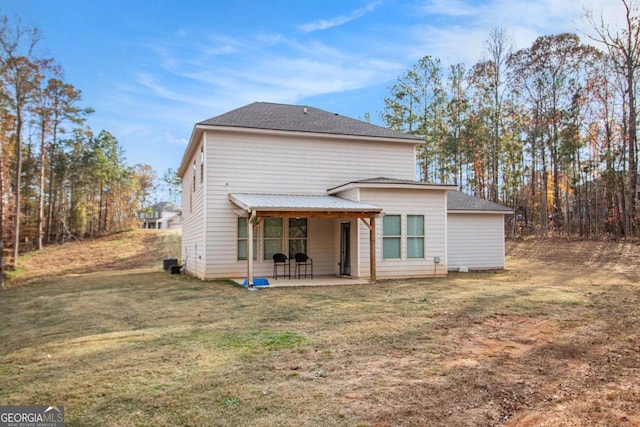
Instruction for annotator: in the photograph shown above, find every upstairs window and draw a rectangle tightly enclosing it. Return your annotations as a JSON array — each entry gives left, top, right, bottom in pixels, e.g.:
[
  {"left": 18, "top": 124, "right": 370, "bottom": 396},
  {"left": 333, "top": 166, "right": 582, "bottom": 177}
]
[
  {"left": 200, "top": 145, "right": 204, "bottom": 183},
  {"left": 192, "top": 161, "right": 196, "bottom": 191}
]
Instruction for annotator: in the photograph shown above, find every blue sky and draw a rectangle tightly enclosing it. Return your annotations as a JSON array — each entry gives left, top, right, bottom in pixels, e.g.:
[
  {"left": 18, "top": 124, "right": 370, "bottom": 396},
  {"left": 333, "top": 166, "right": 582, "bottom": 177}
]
[{"left": 0, "top": 0, "right": 622, "bottom": 179}]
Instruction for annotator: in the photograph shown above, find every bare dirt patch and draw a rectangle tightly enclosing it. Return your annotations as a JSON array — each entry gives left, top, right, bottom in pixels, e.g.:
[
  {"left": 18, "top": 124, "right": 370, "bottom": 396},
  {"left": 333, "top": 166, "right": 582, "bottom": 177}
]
[
  {"left": 444, "top": 314, "right": 558, "bottom": 368},
  {"left": 0, "top": 236, "right": 639, "bottom": 426},
  {"left": 8, "top": 229, "right": 181, "bottom": 287}
]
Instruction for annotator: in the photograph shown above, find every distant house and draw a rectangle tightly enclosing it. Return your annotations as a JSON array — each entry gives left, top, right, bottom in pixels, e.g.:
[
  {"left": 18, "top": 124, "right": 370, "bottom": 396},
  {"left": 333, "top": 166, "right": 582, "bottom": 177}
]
[
  {"left": 139, "top": 202, "right": 182, "bottom": 230},
  {"left": 177, "top": 102, "right": 511, "bottom": 283}
]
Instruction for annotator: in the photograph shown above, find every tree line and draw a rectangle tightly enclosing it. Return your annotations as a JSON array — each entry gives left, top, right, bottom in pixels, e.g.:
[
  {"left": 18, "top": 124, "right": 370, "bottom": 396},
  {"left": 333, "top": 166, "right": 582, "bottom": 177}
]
[
  {"left": 382, "top": 1, "right": 640, "bottom": 240},
  {"left": 0, "top": 15, "right": 159, "bottom": 285}
]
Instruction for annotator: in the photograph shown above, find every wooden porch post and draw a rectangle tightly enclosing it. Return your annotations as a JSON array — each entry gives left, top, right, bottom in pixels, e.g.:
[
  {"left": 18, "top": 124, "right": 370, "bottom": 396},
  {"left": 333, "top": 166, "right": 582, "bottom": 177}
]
[
  {"left": 369, "top": 217, "right": 376, "bottom": 282},
  {"left": 360, "top": 216, "right": 376, "bottom": 282},
  {"left": 247, "top": 213, "right": 254, "bottom": 286}
]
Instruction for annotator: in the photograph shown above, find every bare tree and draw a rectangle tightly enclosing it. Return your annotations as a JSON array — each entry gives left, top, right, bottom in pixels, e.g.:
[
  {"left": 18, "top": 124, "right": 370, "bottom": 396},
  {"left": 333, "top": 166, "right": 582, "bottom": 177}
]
[
  {"left": 485, "top": 28, "right": 513, "bottom": 202},
  {"left": 587, "top": 0, "right": 640, "bottom": 236},
  {"left": 0, "top": 15, "right": 43, "bottom": 262}
]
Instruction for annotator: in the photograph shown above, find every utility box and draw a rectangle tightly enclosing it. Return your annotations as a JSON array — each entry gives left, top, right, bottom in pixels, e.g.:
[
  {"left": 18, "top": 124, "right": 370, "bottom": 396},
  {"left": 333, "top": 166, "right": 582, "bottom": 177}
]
[{"left": 163, "top": 258, "right": 178, "bottom": 271}]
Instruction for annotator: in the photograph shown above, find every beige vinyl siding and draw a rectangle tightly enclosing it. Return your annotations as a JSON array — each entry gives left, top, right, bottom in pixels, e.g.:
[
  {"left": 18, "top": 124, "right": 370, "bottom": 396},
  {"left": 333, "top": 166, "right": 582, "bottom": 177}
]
[
  {"left": 308, "top": 218, "right": 335, "bottom": 276},
  {"left": 356, "top": 188, "right": 448, "bottom": 279},
  {"left": 350, "top": 218, "right": 360, "bottom": 277},
  {"left": 197, "top": 129, "right": 416, "bottom": 279},
  {"left": 337, "top": 188, "right": 360, "bottom": 202},
  {"left": 207, "top": 130, "right": 415, "bottom": 193},
  {"left": 203, "top": 214, "right": 338, "bottom": 279},
  {"left": 181, "top": 135, "right": 206, "bottom": 278},
  {"left": 447, "top": 213, "right": 506, "bottom": 270}
]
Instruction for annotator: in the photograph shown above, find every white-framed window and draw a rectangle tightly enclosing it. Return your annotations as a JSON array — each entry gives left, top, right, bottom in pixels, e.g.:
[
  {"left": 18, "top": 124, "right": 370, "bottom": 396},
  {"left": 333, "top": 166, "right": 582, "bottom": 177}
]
[
  {"left": 383, "top": 214, "right": 401, "bottom": 259},
  {"left": 237, "top": 218, "right": 257, "bottom": 260},
  {"left": 192, "top": 161, "right": 196, "bottom": 191},
  {"left": 236, "top": 217, "right": 311, "bottom": 262},
  {"left": 200, "top": 145, "right": 204, "bottom": 184},
  {"left": 263, "top": 218, "right": 283, "bottom": 260},
  {"left": 288, "top": 218, "right": 307, "bottom": 256},
  {"left": 382, "top": 214, "right": 426, "bottom": 260},
  {"left": 407, "top": 215, "right": 425, "bottom": 258}
]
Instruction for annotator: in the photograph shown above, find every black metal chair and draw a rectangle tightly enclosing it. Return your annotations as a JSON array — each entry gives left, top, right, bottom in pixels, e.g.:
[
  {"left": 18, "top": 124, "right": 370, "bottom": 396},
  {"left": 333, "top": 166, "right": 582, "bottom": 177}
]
[
  {"left": 294, "top": 253, "right": 313, "bottom": 279},
  {"left": 272, "top": 253, "right": 290, "bottom": 279}
]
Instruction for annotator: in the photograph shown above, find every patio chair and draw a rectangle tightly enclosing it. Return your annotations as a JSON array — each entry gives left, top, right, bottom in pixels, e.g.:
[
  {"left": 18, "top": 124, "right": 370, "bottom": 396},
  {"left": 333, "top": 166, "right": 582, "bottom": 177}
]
[
  {"left": 294, "top": 253, "right": 313, "bottom": 279},
  {"left": 272, "top": 253, "right": 290, "bottom": 279}
]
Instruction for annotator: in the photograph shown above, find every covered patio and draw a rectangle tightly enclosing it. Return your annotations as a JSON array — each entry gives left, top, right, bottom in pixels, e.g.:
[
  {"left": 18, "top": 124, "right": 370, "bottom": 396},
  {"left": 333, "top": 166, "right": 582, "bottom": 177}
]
[
  {"left": 229, "top": 193, "right": 382, "bottom": 287},
  {"left": 234, "top": 275, "right": 371, "bottom": 288}
]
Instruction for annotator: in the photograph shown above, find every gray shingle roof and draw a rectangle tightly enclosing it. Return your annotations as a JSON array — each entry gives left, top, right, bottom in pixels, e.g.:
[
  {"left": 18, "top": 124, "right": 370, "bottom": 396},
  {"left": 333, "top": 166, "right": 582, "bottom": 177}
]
[
  {"left": 347, "top": 177, "right": 453, "bottom": 187},
  {"left": 327, "top": 177, "right": 457, "bottom": 193},
  {"left": 198, "top": 102, "right": 422, "bottom": 141},
  {"left": 447, "top": 191, "right": 512, "bottom": 213}
]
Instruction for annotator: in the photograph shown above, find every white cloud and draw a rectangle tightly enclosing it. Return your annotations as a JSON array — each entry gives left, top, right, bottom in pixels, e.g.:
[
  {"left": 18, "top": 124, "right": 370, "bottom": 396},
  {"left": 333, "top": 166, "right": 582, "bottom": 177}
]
[
  {"left": 165, "top": 132, "right": 188, "bottom": 145},
  {"left": 95, "top": 0, "right": 636, "bottom": 174},
  {"left": 406, "top": 0, "right": 631, "bottom": 67},
  {"left": 407, "top": 24, "right": 488, "bottom": 66},
  {"left": 137, "top": 30, "right": 403, "bottom": 113},
  {"left": 416, "top": 0, "right": 479, "bottom": 17},
  {"left": 298, "top": 0, "right": 382, "bottom": 33}
]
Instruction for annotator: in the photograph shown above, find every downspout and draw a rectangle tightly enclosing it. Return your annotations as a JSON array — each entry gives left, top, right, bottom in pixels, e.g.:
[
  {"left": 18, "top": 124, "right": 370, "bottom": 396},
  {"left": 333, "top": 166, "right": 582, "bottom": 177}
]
[
  {"left": 443, "top": 191, "right": 448, "bottom": 277},
  {"left": 247, "top": 210, "right": 256, "bottom": 287}
]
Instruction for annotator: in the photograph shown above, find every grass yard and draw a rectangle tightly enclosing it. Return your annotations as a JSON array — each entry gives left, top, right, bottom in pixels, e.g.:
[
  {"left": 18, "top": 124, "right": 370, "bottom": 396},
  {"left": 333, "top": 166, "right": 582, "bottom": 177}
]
[{"left": 1, "top": 231, "right": 639, "bottom": 426}]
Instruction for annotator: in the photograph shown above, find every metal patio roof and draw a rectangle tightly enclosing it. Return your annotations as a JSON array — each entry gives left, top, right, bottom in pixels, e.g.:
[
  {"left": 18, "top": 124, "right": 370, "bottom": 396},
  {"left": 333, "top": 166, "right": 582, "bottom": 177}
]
[{"left": 229, "top": 193, "right": 382, "bottom": 214}]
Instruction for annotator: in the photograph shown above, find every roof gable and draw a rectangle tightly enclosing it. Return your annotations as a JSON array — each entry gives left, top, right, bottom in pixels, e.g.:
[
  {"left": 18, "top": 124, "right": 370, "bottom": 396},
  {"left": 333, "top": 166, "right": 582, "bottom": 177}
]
[{"left": 198, "top": 102, "right": 422, "bottom": 141}]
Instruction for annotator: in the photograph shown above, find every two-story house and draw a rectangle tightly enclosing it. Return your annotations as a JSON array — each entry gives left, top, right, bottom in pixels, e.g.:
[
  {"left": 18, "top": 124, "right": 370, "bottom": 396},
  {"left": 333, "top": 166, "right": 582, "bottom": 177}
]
[
  {"left": 139, "top": 202, "right": 182, "bottom": 230},
  {"left": 178, "top": 102, "right": 511, "bottom": 283}
]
